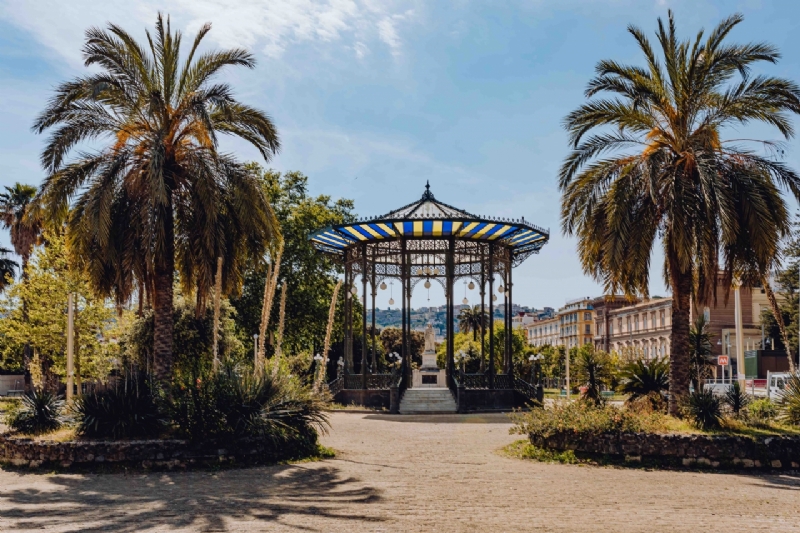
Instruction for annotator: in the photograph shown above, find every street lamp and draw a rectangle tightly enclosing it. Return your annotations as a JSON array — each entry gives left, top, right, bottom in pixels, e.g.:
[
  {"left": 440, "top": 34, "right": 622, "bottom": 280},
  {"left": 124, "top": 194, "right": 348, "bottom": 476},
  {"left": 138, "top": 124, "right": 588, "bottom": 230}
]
[
  {"left": 529, "top": 353, "right": 544, "bottom": 403},
  {"left": 253, "top": 333, "right": 259, "bottom": 366}
]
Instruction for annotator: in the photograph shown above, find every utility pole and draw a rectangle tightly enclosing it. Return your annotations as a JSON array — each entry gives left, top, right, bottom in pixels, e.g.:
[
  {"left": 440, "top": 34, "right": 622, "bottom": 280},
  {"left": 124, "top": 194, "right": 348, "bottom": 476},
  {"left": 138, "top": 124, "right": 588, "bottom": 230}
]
[{"left": 66, "top": 293, "right": 75, "bottom": 403}]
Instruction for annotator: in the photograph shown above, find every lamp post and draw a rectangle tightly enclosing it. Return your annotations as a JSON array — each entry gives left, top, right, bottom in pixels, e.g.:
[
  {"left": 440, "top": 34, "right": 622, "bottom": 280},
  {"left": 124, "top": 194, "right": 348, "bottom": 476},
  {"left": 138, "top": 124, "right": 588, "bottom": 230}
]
[{"left": 529, "top": 353, "right": 544, "bottom": 403}]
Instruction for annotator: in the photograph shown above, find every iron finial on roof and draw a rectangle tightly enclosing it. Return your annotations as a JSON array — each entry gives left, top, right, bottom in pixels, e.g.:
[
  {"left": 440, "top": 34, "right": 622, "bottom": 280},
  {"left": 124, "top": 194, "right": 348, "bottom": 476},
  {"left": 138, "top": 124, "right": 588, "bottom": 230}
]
[{"left": 421, "top": 180, "right": 434, "bottom": 201}]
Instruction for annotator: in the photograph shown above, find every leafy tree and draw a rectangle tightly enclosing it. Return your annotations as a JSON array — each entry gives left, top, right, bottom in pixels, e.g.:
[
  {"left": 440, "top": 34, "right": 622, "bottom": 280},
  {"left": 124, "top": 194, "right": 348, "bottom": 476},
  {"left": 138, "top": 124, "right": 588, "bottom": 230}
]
[
  {"left": 689, "top": 316, "right": 715, "bottom": 391},
  {"left": 33, "top": 15, "right": 280, "bottom": 383},
  {"left": 230, "top": 169, "right": 356, "bottom": 358},
  {"left": 0, "top": 248, "right": 17, "bottom": 293},
  {"left": 0, "top": 229, "right": 114, "bottom": 387},
  {"left": 559, "top": 12, "right": 800, "bottom": 414},
  {"left": 122, "top": 290, "right": 244, "bottom": 374},
  {"left": 382, "top": 327, "right": 424, "bottom": 367}
]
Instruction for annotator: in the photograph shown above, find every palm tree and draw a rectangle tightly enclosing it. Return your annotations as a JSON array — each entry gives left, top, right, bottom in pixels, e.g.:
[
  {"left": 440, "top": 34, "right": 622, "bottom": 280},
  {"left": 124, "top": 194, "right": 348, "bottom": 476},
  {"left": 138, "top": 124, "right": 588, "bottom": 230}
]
[
  {"left": 457, "top": 306, "right": 488, "bottom": 341},
  {"left": 688, "top": 315, "right": 714, "bottom": 392},
  {"left": 0, "top": 183, "right": 41, "bottom": 274},
  {"left": 0, "top": 247, "right": 18, "bottom": 291},
  {"left": 559, "top": 12, "right": 800, "bottom": 414},
  {"left": 34, "top": 15, "right": 280, "bottom": 383},
  {"left": 617, "top": 357, "right": 670, "bottom": 403}
]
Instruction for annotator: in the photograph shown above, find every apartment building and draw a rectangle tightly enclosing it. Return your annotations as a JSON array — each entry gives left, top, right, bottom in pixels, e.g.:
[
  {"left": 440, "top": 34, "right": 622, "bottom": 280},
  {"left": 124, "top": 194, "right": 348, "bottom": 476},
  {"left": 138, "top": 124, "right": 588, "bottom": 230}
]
[
  {"left": 558, "top": 297, "right": 594, "bottom": 349},
  {"left": 525, "top": 316, "right": 560, "bottom": 347},
  {"left": 603, "top": 297, "right": 673, "bottom": 358}
]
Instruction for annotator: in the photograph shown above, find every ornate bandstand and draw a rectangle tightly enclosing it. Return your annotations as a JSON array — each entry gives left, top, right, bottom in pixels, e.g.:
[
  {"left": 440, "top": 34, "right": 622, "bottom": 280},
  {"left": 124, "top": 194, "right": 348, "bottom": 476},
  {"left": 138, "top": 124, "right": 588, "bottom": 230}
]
[{"left": 310, "top": 183, "right": 549, "bottom": 412}]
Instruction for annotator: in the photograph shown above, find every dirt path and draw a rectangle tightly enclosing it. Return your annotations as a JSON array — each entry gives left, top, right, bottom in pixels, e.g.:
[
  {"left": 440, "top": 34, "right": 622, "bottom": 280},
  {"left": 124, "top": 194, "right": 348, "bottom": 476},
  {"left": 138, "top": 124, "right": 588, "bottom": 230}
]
[{"left": 1, "top": 412, "right": 799, "bottom": 532}]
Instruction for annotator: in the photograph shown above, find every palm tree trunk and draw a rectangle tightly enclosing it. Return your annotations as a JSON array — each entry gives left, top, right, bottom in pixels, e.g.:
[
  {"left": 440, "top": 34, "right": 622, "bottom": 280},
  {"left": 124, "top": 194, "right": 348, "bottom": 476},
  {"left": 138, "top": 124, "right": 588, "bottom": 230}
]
[
  {"left": 762, "top": 274, "right": 794, "bottom": 373},
  {"left": 153, "top": 203, "right": 175, "bottom": 385},
  {"left": 668, "top": 261, "right": 692, "bottom": 416}
]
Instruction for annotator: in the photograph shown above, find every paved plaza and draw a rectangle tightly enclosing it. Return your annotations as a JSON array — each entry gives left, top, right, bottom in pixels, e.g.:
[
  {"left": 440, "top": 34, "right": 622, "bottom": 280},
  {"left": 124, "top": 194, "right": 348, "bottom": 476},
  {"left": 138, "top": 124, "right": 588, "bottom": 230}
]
[{"left": 1, "top": 412, "right": 799, "bottom": 532}]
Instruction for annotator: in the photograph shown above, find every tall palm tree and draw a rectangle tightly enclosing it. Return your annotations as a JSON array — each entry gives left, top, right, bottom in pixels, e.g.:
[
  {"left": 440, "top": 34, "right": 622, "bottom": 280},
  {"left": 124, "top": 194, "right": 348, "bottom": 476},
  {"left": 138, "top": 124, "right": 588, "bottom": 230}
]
[
  {"left": 0, "top": 183, "right": 42, "bottom": 274},
  {"left": 34, "top": 15, "right": 280, "bottom": 383},
  {"left": 559, "top": 11, "right": 800, "bottom": 414},
  {"left": 0, "top": 247, "right": 18, "bottom": 291}
]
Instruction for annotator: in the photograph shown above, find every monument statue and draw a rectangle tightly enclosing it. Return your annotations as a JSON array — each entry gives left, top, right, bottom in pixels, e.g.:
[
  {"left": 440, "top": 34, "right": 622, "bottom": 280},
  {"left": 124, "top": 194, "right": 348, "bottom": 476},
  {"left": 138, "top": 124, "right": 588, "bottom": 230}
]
[{"left": 424, "top": 323, "right": 436, "bottom": 353}]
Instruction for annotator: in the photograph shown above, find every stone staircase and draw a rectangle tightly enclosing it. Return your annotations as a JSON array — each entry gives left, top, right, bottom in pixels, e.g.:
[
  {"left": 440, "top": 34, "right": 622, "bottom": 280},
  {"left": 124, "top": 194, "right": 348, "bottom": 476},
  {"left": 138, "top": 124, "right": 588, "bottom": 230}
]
[{"left": 399, "top": 388, "right": 458, "bottom": 414}]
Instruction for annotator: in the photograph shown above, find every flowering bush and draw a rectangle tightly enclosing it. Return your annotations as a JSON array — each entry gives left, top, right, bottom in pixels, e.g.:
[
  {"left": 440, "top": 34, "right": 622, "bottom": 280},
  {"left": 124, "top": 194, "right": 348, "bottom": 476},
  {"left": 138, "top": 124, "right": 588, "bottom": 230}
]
[{"left": 511, "top": 400, "right": 664, "bottom": 440}]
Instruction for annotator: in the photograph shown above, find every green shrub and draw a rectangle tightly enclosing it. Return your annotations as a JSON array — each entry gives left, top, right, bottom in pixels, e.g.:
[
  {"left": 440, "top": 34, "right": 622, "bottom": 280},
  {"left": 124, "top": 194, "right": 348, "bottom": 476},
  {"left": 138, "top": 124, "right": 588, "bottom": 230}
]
[
  {"left": 72, "top": 371, "right": 164, "bottom": 439},
  {"left": 6, "top": 389, "right": 64, "bottom": 434},
  {"left": 683, "top": 389, "right": 722, "bottom": 430},
  {"left": 777, "top": 374, "right": 800, "bottom": 426},
  {"left": 165, "top": 364, "right": 328, "bottom": 448},
  {"left": 723, "top": 381, "right": 751, "bottom": 416},
  {"left": 511, "top": 400, "right": 660, "bottom": 440},
  {"left": 746, "top": 398, "right": 777, "bottom": 424}
]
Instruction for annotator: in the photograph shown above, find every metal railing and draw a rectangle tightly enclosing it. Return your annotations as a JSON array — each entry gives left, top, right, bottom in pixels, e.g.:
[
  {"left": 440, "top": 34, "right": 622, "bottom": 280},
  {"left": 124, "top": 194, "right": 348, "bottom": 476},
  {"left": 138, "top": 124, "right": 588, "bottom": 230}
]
[{"left": 328, "top": 376, "right": 344, "bottom": 397}]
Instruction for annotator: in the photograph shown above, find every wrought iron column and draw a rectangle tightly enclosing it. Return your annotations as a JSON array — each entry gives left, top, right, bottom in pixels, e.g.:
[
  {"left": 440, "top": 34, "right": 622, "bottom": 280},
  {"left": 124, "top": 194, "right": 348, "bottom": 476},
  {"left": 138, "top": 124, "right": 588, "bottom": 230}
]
[
  {"left": 344, "top": 259, "right": 352, "bottom": 374},
  {"left": 480, "top": 249, "right": 486, "bottom": 373},
  {"left": 446, "top": 237, "right": 455, "bottom": 386},
  {"left": 506, "top": 251, "right": 514, "bottom": 376},
  {"left": 371, "top": 248, "right": 377, "bottom": 373},
  {"left": 488, "top": 242, "right": 495, "bottom": 389},
  {"left": 361, "top": 243, "right": 368, "bottom": 390},
  {"left": 401, "top": 239, "right": 408, "bottom": 379}
]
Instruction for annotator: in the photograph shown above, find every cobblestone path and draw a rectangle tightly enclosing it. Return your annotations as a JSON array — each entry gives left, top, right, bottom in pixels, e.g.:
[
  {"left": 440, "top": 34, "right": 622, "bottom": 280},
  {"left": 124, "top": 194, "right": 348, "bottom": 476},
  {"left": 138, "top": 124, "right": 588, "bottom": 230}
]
[{"left": 1, "top": 412, "right": 799, "bottom": 532}]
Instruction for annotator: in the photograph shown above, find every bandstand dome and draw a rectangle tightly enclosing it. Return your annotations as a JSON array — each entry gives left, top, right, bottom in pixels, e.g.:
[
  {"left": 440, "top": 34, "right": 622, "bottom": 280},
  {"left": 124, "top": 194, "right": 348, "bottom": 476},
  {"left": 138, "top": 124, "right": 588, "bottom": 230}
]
[{"left": 310, "top": 181, "right": 549, "bottom": 263}]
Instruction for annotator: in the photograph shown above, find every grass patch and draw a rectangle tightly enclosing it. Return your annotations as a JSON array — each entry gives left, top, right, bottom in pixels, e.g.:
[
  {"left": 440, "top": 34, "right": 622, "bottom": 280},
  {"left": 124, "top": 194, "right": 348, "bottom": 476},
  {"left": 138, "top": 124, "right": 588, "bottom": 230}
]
[
  {"left": 327, "top": 402, "right": 387, "bottom": 411},
  {"left": 502, "top": 439, "right": 581, "bottom": 464}
]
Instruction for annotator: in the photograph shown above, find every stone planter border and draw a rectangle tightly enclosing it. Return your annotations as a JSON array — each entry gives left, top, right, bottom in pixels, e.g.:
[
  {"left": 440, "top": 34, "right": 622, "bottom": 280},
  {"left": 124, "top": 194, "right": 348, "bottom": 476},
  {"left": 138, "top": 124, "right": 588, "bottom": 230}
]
[
  {"left": 0, "top": 432, "right": 315, "bottom": 469},
  {"left": 531, "top": 431, "right": 800, "bottom": 469}
]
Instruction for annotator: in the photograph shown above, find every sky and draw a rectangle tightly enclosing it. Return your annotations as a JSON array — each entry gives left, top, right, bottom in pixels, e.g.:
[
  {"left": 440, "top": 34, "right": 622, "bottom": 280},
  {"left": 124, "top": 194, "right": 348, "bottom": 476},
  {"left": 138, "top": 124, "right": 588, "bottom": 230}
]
[{"left": 1, "top": 0, "right": 799, "bottom": 311}]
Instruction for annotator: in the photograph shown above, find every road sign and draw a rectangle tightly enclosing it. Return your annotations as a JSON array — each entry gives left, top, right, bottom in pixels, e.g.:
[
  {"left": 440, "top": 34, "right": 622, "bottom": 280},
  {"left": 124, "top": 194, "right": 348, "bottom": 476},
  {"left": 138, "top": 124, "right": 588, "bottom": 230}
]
[{"left": 718, "top": 355, "right": 729, "bottom": 366}]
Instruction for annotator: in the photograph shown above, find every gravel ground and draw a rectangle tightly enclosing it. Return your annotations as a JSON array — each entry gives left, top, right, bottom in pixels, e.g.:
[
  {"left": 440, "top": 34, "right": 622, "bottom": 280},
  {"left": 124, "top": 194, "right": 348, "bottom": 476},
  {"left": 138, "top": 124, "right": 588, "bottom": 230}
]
[{"left": 1, "top": 411, "right": 799, "bottom": 532}]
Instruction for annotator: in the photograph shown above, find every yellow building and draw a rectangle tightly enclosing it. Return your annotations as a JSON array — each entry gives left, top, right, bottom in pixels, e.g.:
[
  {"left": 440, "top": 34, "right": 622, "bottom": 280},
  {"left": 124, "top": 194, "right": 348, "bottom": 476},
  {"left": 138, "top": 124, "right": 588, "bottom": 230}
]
[
  {"left": 525, "top": 316, "right": 560, "bottom": 347},
  {"left": 558, "top": 297, "right": 594, "bottom": 349}
]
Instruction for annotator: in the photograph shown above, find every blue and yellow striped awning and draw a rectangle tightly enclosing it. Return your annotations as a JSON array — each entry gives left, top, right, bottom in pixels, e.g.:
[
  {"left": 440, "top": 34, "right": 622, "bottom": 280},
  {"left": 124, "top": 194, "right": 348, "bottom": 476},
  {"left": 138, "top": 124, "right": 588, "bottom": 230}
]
[
  {"left": 310, "top": 218, "right": 548, "bottom": 255},
  {"left": 309, "top": 183, "right": 549, "bottom": 258}
]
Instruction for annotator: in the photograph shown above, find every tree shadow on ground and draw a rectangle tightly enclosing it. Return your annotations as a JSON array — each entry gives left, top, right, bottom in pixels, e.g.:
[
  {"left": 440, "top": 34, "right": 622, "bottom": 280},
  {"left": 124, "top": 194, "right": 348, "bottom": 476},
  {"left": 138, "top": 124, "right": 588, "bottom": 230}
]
[
  {"left": 0, "top": 463, "right": 384, "bottom": 532},
  {"left": 364, "top": 413, "right": 512, "bottom": 424},
  {"left": 746, "top": 472, "right": 800, "bottom": 491}
]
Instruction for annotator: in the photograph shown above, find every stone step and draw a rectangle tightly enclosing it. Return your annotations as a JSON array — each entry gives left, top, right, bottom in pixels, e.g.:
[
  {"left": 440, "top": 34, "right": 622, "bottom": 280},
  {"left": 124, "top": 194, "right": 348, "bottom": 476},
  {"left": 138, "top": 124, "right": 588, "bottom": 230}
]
[{"left": 399, "top": 388, "right": 457, "bottom": 414}]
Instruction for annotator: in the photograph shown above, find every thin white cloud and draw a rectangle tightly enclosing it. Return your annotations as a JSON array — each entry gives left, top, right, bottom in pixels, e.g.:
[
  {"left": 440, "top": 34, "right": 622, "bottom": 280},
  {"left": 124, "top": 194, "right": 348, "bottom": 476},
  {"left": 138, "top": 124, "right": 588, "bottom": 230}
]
[{"left": 0, "top": 0, "right": 418, "bottom": 65}]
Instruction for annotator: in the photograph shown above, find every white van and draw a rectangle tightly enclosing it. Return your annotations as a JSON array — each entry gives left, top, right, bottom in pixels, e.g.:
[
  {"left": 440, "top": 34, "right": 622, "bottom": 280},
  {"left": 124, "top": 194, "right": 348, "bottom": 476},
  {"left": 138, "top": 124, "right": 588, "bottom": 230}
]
[{"left": 766, "top": 372, "right": 795, "bottom": 401}]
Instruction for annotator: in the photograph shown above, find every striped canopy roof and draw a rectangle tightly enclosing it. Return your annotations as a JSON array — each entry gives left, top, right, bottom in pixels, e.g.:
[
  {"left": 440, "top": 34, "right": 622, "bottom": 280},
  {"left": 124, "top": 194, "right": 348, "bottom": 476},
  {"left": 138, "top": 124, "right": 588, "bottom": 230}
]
[{"left": 310, "top": 182, "right": 549, "bottom": 257}]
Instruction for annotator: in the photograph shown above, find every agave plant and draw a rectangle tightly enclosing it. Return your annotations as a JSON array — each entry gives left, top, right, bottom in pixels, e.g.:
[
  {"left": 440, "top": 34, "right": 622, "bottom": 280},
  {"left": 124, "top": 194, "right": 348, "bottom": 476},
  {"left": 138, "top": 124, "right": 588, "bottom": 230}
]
[
  {"left": 684, "top": 389, "right": 722, "bottom": 430},
  {"left": 72, "top": 371, "right": 164, "bottom": 439},
  {"left": 7, "top": 389, "right": 64, "bottom": 434},
  {"left": 723, "top": 381, "right": 751, "bottom": 416}
]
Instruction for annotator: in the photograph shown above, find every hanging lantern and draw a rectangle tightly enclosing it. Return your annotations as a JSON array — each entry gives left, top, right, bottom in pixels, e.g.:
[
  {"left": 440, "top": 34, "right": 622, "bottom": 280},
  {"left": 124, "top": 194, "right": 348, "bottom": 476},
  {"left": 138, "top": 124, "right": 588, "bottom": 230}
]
[
  {"left": 424, "top": 280, "right": 431, "bottom": 289},
  {"left": 498, "top": 285, "right": 505, "bottom": 293},
  {"left": 468, "top": 281, "right": 475, "bottom": 290},
  {"left": 462, "top": 297, "right": 469, "bottom": 305},
  {"left": 389, "top": 298, "right": 395, "bottom": 306},
  {"left": 351, "top": 286, "right": 358, "bottom": 295},
  {"left": 492, "top": 294, "right": 498, "bottom": 301},
  {"left": 380, "top": 281, "right": 387, "bottom": 290}
]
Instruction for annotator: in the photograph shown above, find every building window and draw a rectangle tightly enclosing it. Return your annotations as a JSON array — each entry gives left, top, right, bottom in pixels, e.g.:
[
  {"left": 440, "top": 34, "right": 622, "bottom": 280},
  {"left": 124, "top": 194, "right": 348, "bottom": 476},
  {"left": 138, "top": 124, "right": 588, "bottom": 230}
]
[
  {"left": 610, "top": 322, "right": 614, "bottom": 335},
  {"left": 584, "top": 312, "right": 591, "bottom": 321},
  {"left": 642, "top": 314, "right": 647, "bottom": 329},
  {"left": 703, "top": 307, "right": 710, "bottom": 321},
  {"left": 660, "top": 311, "right": 665, "bottom": 327}
]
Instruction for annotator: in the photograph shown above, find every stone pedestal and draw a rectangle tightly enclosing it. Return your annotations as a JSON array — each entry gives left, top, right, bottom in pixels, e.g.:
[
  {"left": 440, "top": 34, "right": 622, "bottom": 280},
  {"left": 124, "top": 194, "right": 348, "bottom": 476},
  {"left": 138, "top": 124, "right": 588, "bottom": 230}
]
[{"left": 414, "top": 350, "right": 446, "bottom": 387}]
